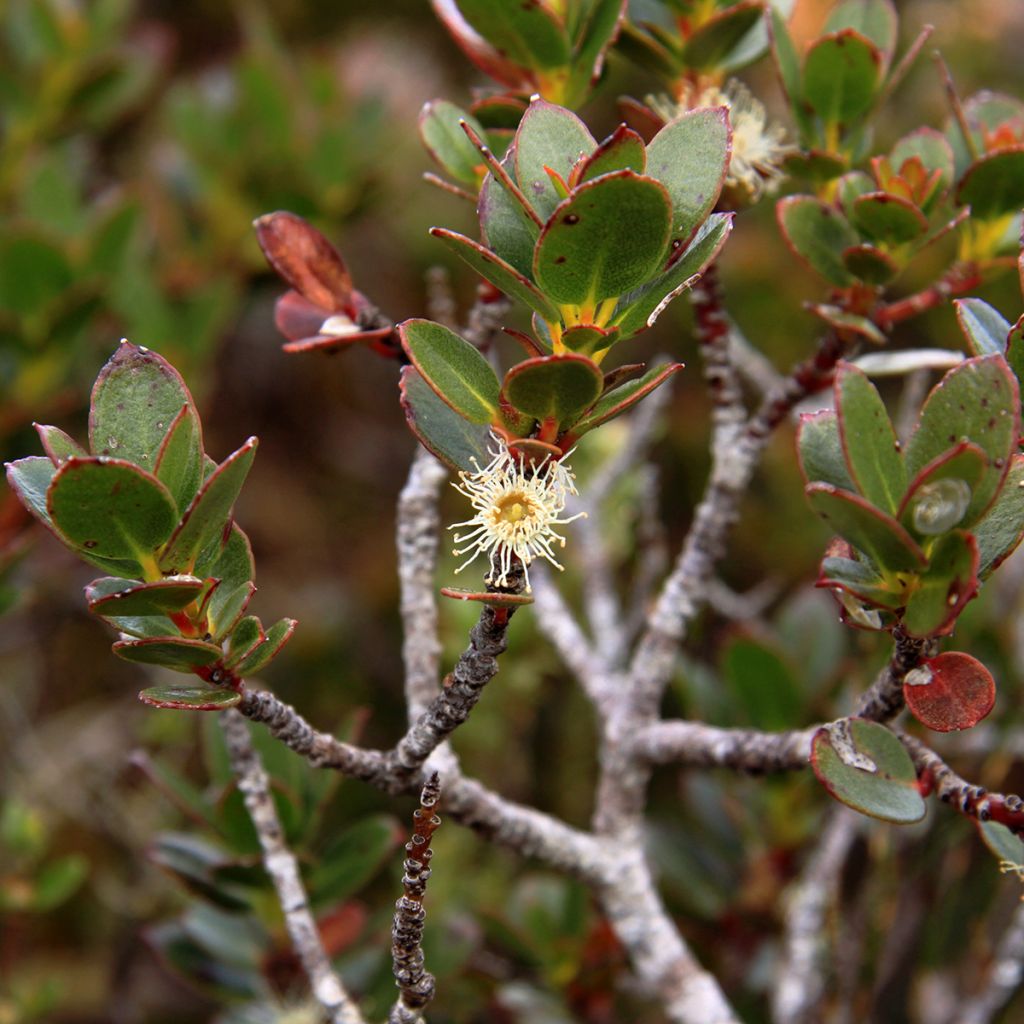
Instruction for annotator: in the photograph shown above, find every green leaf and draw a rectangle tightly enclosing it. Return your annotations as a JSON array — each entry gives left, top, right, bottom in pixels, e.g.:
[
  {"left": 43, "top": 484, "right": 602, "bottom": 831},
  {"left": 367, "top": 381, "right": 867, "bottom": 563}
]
[
  {"left": 818, "top": 554, "right": 904, "bottom": 609},
  {"left": 88, "top": 341, "right": 196, "bottom": 469},
  {"left": 824, "top": 0, "right": 897, "bottom": 62},
  {"left": 399, "top": 366, "right": 491, "bottom": 473},
  {"left": 431, "top": 228, "right": 559, "bottom": 322},
  {"left": 502, "top": 354, "right": 603, "bottom": 430},
  {"left": 34, "top": 424, "right": 86, "bottom": 465},
  {"left": 811, "top": 719, "right": 926, "bottom": 823},
  {"left": 645, "top": 107, "right": 730, "bottom": 247},
  {"left": 0, "top": 234, "right": 73, "bottom": 317},
  {"left": 559, "top": 324, "right": 618, "bottom": 357},
  {"left": 114, "top": 636, "right": 224, "bottom": 672},
  {"left": 453, "top": 0, "right": 571, "bottom": 70},
  {"left": 5, "top": 456, "right": 57, "bottom": 527},
  {"left": 903, "top": 651, "right": 995, "bottom": 732},
  {"left": 682, "top": 0, "right": 764, "bottom": 70},
  {"left": 419, "top": 99, "right": 487, "bottom": 187},
  {"left": 901, "top": 531, "right": 979, "bottom": 638},
  {"left": 890, "top": 128, "right": 954, "bottom": 193},
  {"left": 206, "top": 582, "right": 256, "bottom": 642},
  {"left": 850, "top": 192, "right": 928, "bottom": 244},
  {"left": 194, "top": 524, "right": 255, "bottom": 594},
  {"left": 805, "top": 484, "right": 926, "bottom": 573},
  {"left": 565, "top": 0, "right": 626, "bottom": 105},
  {"left": 843, "top": 243, "right": 898, "bottom": 285},
  {"left": 802, "top": 30, "right": 882, "bottom": 126},
  {"left": 534, "top": 171, "right": 671, "bottom": 305},
  {"left": 797, "top": 410, "right": 855, "bottom": 490},
  {"left": 898, "top": 441, "right": 987, "bottom": 535},
  {"left": 158, "top": 439, "right": 258, "bottom": 575},
  {"left": 309, "top": 815, "right": 399, "bottom": 908},
  {"left": 721, "top": 635, "right": 802, "bottom": 730},
  {"left": 225, "top": 616, "right": 264, "bottom": 668},
  {"left": 956, "top": 149, "right": 1024, "bottom": 220},
  {"left": 769, "top": 7, "right": 805, "bottom": 126},
  {"left": 979, "top": 821, "right": 1024, "bottom": 866},
  {"left": 478, "top": 149, "right": 540, "bottom": 278},
  {"left": 86, "top": 575, "right": 204, "bottom": 617},
  {"left": 514, "top": 98, "right": 595, "bottom": 220},
  {"left": 29, "top": 856, "right": 88, "bottom": 911},
  {"left": 578, "top": 124, "right": 646, "bottom": 183},
  {"left": 776, "top": 196, "right": 857, "bottom": 285},
  {"left": 47, "top": 458, "right": 178, "bottom": 567},
  {"left": 148, "top": 833, "right": 250, "bottom": 910},
  {"left": 139, "top": 684, "right": 242, "bottom": 711},
  {"left": 232, "top": 618, "right": 296, "bottom": 676},
  {"left": 835, "top": 362, "right": 905, "bottom": 513},
  {"left": 399, "top": 319, "right": 501, "bottom": 424},
  {"left": 154, "top": 403, "right": 204, "bottom": 514},
  {"left": 101, "top": 614, "right": 178, "bottom": 639},
  {"left": 568, "top": 363, "right": 683, "bottom": 436},
  {"left": 613, "top": 213, "right": 733, "bottom": 338},
  {"left": 905, "top": 356, "right": 1019, "bottom": 526},
  {"left": 974, "top": 454, "right": 1024, "bottom": 578},
  {"left": 954, "top": 299, "right": 1010, "bottom": 357}
]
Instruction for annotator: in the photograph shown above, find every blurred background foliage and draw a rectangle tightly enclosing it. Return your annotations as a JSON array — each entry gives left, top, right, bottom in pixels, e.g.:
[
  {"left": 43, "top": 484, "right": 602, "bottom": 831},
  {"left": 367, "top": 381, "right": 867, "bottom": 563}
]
[{"left": 3, "top": 0, "right": 1024, "bottom": 1021}]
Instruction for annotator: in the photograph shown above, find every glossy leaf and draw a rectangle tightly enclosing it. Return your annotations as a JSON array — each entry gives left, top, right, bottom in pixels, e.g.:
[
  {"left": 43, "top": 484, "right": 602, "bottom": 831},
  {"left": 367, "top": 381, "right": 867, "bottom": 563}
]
[
  {"left": 797, "top": 410, "right": 855, "bottom": 490},
  {"left": 802, "top": 30, "right": 881, "bottom": 126},
  {"left": 514, "top": 99, "right": 595, "bottom": 220},
  {"left": 577, "top": 124, "right": 646, "bottom": 183},
  {"left": 88, "top": 341, "right": 194, "bottom": 467},
  {"left": 534, "top": 171, "right": 671, "bottom": 304},
  {"left": 113, "top": 636, "right": 224, "bottom": 671},
  {"left": 34, "top": 424, "right": 86, "bottom": 465},
  {"left": 682, "top": 0, "right": 764, "bottom": 69},
  {"left": 225, "top": 616, "right": 264, "bottom": 668},
  {"left": 645, "top": 107, "right": 730, "bottom": 247},
  {"left": 851, "top": 192, "right": 928, "bottom": 245},
  {"left": 568, "top": 363, "right": 683, "bottom": 436},
  {"left": 206, "top": 582, "right": 256, "bottom": 641},
  {"left": 905, "top": 356, "right": 1019, "bottom": 526},
  {"left": 48, "top": 458, "right": 177, "bottom": 567},
  {"left": 902, "top": 652, "right": 995, "bottom": 732},
  {"left": 139, "top": 685, "right": 242, "bottom": 711},
  {"left": 898, "top": 441, "right": 987, "bottom": 535},
  {"left": 974, "top": 454, "right": 1024, "bottom": 578},
  {"left": 451, "top": 0, "right": 571, "bottom": 71},
  {"left": 86, "top": 575, "right": 204, "bottom": 617},
  {"left": 195, "top": 524, "right": 255, "bottom": 595},
  {"left": 835, "top": 362, "right": 905, "bottom": 513},
  {"left": 502, "top": 354, "right": 603, "bottom": 430},
  {"left": 805, "top": 484, "right": 926, "bottom": 573},
  {"left": 777, "top": 196, "right": 856, "bottom": 286},
  {"left": 431, "top": 228, "right": 560, "bottom": 322},
  {"left": 613, "top": 213, "right": 732, "bottom": 337},
  {"left": 957, "top": 148, "right": 1024, "bottom": 220},
  {"left": 158, "top": 439, "right": 257, "bottom": 575},
  {"left": 419, "top": 99, "right": 487, "bottom": 187},
  {"left": 955, "top": 298, "right": 1011, "bottom": 357},
  {"left": 5, "top": 456, "right": 57, "bottom": 527},
  {"left": 232, "top": 618, "right": 296, "bottom": 676},
  {"left": 811, "top": 719, "right": 926, "bottom": 823},
  {"left": 154, "top": 403, "right": 204, "bottom": 514},
  {"left": 399, "top": 319, "right": 501, "bottom": 424},
  {"left": 901, "top": 530, "right": 978, "bottom": 638},
  {"left": 478, "top": 149, "right": 539, "bottom": 278}
]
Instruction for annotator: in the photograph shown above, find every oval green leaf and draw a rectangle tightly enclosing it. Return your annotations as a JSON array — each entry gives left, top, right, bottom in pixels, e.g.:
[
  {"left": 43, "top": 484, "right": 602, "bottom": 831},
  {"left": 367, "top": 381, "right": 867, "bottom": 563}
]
[
  {"left": 139, "top": 685, "right": 242, "bottom": 711},
  {"left": 955, "top": 298, "right": 1011, "bottom": 357},
  {"left": 776, "top": 195, "right": 857, "bottom": 285},
  {"left": 802, "top": 29, "right": 882, "bottom": 126},
  {"left": 502, "top": 353, "right": 603, "bottom": 430},
  {"left": 114, "top": 636, "right": 223, "bottom": 672},
  {"left": 901, "top": 530, "right": 979, "bottom": 638},
  {"left": 851, "top": 192, "right": 928, "bottom": 245},
  {"left": 86, "top": 575, "right": 205, "bottom": 617},
  {"left": 956, "top": 148, "right": 1024, "bottom": 220},
  {"left": 798, "top": 410, "right": 855, "bottom": 490}
]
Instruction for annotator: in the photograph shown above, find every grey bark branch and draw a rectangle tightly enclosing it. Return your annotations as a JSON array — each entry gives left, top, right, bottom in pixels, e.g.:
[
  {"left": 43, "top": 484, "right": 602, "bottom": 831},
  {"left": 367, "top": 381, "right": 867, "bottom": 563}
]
[
  {"left": 636, "top": 721, "right": 814, "bottom": 771},
  {"left": 772, "top": 809, "right": 860, "bottom": 1024},
  {"left": 397, "top": 447, "right": 448, "bottom": 721},
  {"left": 854, "top": 630, "right": 938, "bottom": 722},
  {"left": 219, "top": 709, "right": 365, "bottom": 1024}
]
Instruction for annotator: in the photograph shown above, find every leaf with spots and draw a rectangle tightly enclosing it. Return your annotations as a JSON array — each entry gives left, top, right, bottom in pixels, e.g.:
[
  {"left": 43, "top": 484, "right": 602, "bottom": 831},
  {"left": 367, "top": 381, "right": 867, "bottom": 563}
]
[{"left": 502, "top": 353, "right": 603, "bottom": 431}]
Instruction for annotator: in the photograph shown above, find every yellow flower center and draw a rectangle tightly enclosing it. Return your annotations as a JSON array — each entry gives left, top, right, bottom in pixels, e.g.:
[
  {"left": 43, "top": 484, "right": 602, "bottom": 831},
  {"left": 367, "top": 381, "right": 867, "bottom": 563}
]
[{"left": 495, "top": 493, "right": 533, "bottom": 524}]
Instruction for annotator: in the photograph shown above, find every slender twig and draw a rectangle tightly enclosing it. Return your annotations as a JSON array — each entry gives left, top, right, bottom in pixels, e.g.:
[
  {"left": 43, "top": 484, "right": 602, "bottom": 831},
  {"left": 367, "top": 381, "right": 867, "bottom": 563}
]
[
  {"left": 772, "top": 809, "right": 861, "bottom": 1024},
  {"left": 854, "top": 630, "right": 938, "bottom": 723},
  {"left": 389, "top": 774, "right": 441, "bottom": 1024},
  {"left": 954, "top": 900, "right": 1024, "bottom": 1024},
  {"left": 219, "top": 709, "right": 366, "bottom": 1024},
  {"left": 635, "top": 721, "right": 814, "bottom": 771}
]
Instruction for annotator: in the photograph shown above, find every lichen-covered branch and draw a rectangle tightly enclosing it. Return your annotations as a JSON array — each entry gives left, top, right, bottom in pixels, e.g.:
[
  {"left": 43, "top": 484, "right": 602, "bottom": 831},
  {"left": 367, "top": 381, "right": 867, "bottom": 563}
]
[
  {"left": 635, "top": 721, "right": 814, "bottom": 771},
  {"left": 389, "top": 774, "right": 441, "bottom": 1024},
  {"left": 772, "top": 809, "right": 860, "bottom": 1024},
  {"left": 219, "top": 709, "right": 366, "bottom": 1024}
]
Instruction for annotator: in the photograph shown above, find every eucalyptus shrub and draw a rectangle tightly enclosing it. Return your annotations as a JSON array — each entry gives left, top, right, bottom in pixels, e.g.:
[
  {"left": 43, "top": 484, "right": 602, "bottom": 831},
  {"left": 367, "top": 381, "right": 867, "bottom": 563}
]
[{"left": 7, "top": 1, "right": 1024, "bottom": 1022}]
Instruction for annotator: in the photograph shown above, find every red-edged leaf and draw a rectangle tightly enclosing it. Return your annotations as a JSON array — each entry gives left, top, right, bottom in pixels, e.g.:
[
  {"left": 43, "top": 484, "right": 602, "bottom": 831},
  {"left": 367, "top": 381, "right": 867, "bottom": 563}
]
[
  {"left": 901, "top": 530, "right": 979, "bottom": 638},
  {"left": 903, "top": 651, "right": 995, "bottom": 732},
  {"left": 138, "top": 685, "right": 242, "bottom": 711},
  {"left": 898, "top": 441, "right": 987, "bottom": 536}
]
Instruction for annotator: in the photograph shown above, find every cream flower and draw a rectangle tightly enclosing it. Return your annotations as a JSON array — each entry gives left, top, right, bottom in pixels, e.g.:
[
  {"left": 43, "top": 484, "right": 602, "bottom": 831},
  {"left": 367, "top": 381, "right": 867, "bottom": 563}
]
[
  {"left": 449, "top": 437, "right": 584, "bottom": 592},
  {"left": 648, "top": 79, "right": 795, "bottom": 205}
]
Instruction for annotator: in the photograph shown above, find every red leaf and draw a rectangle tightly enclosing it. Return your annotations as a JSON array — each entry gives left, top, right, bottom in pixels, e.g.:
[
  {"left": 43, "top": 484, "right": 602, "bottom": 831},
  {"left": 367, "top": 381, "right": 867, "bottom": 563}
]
[{"left": 903, "top": 651, "right": 996, "bottom": 732}]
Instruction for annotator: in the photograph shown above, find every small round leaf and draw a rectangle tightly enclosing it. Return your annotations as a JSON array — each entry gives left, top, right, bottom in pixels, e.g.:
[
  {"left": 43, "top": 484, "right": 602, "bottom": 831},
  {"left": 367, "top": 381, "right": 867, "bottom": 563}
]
[{"left": 903, "top": 652, "right": 996, "bottom": 732}]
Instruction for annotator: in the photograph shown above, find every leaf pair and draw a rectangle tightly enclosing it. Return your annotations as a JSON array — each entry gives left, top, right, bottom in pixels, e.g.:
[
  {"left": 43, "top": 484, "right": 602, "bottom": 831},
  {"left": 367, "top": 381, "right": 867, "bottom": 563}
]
[{"left": 800, "top": 356, "right": 1023, "bottom": 638}]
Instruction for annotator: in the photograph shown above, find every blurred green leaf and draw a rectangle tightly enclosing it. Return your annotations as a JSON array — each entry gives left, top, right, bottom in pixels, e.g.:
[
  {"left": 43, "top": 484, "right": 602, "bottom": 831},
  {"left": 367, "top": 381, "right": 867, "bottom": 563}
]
[
  {"left": 309, "top": 815, "right": 399, "bottom": 908},
  {"left": 777, "top": 196, "right": 856, "bottom": 285},
  {"left": 803, "top": 30, "right": 881, "bottom": 127}
]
